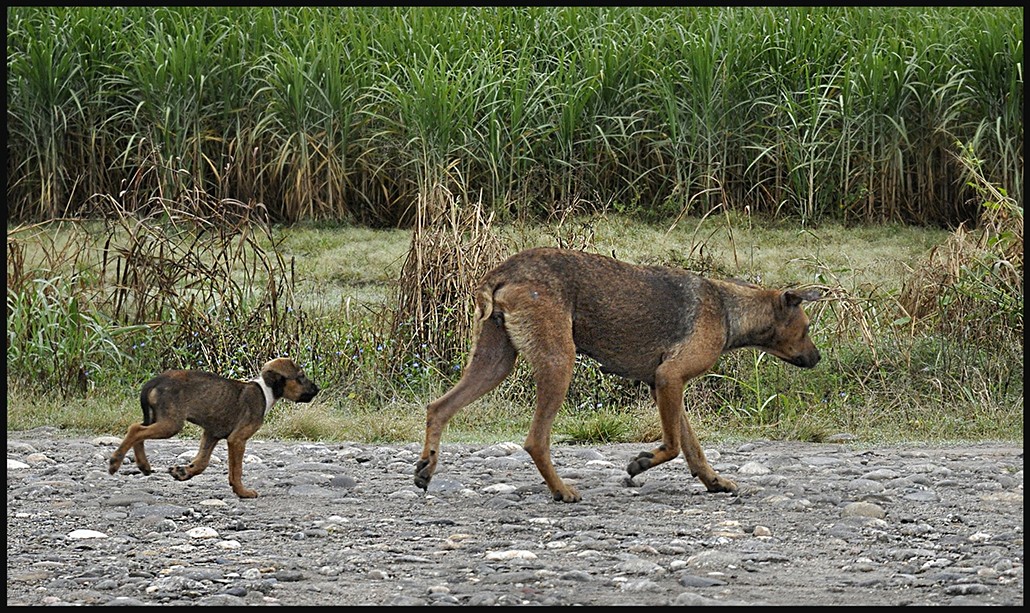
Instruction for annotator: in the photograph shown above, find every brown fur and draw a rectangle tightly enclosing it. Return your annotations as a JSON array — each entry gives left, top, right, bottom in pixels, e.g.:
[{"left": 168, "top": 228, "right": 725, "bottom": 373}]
[
  {"left": 108, "top": 357, "right": 319, "bottom": 498},
  {"left": 415, "top": 247, "right": 821, "bottom": 502}
]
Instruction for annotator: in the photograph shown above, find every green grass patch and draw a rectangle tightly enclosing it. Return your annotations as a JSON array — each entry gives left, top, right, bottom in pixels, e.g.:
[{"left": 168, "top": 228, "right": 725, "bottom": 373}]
[{"left": 6, "top": 213, "right": 1022, "bottom": 446}]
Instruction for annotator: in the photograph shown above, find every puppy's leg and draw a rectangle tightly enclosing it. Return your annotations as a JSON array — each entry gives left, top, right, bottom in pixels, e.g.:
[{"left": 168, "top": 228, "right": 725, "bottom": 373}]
[
  {"left": 679, "top": 411, "right": 737, "bottom": 493},
  {"left": 226, "top": 424, "right": 262, "bottom": 498},
  {"left": 132, "top": 441, "right": 153, "bottom": 475},
  {"left": 109, "top": 420, "right": 182, "bottom": 475},
  {"left": 416, "top": 316, "right": 516, "bottom": 490},
  {"left": 169, "top": 431, "right": 219, "bottom": 481}
]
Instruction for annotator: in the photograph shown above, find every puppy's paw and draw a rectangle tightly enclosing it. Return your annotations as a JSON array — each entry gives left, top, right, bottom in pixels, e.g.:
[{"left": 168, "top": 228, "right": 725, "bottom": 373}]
[
  {"left": 108, "top": 456, "right": 123, "bottom": 475},
  {"left": 233, "top": 488, "right": 258, "bottom": 499}
]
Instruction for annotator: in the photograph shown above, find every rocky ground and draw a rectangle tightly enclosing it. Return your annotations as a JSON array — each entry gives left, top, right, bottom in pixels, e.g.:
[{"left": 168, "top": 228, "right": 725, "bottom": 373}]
[{"left": 6, "top": 426, "right": 1023, "bottom": 606}]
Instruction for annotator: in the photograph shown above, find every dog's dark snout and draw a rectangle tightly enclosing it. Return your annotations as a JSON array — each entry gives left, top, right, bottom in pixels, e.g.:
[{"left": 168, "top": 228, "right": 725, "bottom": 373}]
[{"left": 796, "top": 349, "right": 821, "bottom": 368}]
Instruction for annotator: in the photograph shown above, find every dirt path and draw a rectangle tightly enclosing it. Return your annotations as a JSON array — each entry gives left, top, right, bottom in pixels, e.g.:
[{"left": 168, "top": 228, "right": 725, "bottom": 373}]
[{"left": 6, "top": 428, "right": 1023, "bottom": 605}]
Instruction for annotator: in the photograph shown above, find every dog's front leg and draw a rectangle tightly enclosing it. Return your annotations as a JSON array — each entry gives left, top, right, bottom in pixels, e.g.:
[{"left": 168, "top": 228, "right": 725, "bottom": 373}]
[
  {"left": 679, "top": 411, "right": 737, "bottom": 493},
  {"left": 169, "top": 431, "right": 218, "bottom": 482},
  {"left": 627, "top": 370, "right": 686, "bottom": 479}
]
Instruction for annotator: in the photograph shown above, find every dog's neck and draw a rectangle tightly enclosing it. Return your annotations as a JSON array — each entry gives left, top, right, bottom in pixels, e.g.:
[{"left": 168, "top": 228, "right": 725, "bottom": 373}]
[
  {"left": 714, "top": 282, "right": 777, "bottom": 351},
  {"left": 252, "top": 376, "right": 276, "bottom": 415}
]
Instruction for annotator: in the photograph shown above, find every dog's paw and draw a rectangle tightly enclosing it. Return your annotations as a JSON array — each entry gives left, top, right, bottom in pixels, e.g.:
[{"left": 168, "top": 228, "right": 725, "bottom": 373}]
[
  {"left": 168, "top": 465, "right": 192, "bottom": 481},
  {"left": 108, "top": 457, "right": 122, "bottom": 475},
  {"left": 626, "top": 451, "right": 654, "bottom": 477},
  {"left": 414, "top": 459, "right": 433, "bottom": 490},
  {"left": 552, "top": 486, "right": 582, "bottom": 503},
  {"left": 234, "top": 488, "right": 258, "bottom": 499},
  {"left": 705, "top": 476, "right": 739, "bottom": 494}
]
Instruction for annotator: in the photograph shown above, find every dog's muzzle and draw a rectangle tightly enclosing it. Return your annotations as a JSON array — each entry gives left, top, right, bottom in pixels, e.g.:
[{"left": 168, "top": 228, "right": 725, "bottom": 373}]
[{"left": 790, "top": 351, "right": 821, "bottom": 369}]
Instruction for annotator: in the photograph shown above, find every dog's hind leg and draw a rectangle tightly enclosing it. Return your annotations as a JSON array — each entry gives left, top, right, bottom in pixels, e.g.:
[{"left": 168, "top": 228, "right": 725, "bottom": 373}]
[
  {"left": 503, "top": 294, "right": 580, "bottom": 503},
  {"left": 109, "top": 420, "right": 182, "bottom": 475},
  {"left": 415, "top": 315, "right": 517, "bottom": 491},
  {"left": 131, "top": 395, "right": 155, "bottom": 474},
  {"left": 523, "top": 334, "right": 578, "bottom": 502},
  {"left": 679, "top": 411, "right": 737, "bottom": 493},
  {"left": 169, "top": 431, "right": 219, "bottom": 482}
]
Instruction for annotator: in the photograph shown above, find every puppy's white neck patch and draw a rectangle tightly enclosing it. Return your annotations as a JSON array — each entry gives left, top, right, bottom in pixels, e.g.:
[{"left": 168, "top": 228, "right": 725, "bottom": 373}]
[{"left": 252, "top": 376, "right": 276, "bottom": 415}]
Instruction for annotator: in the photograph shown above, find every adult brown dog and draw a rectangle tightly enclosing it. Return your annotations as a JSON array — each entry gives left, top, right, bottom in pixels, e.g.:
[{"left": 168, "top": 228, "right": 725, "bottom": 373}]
[
  {"left": 415, "top": 247, "right": 822, "bottom": 502},
  {"left": 108, "top": 357, "right": 319, "bottom": 498}
]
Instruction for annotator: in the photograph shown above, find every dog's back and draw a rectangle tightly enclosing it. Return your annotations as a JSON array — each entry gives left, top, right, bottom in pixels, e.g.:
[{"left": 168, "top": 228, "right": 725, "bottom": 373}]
[
  {"left": 478, "top": 248, "right": 711, "bottom": 384},
  {"left": 137, "top": 372, "right": 199, "bottom": 426}
]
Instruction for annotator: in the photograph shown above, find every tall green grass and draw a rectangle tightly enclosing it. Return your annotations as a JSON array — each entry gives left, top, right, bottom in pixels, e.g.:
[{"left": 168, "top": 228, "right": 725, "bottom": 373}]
[
  {"left": 6, "top": 7, "right": 1023, "bottom": 226},
  {"left": 6, "top": 276, "right": 146, "bottom": 393}
]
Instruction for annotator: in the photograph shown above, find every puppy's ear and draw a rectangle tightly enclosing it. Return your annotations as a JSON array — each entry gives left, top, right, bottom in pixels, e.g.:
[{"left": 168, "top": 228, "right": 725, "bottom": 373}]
[{"left": 262, "top": 370, "right": 287, "bottom": 398}]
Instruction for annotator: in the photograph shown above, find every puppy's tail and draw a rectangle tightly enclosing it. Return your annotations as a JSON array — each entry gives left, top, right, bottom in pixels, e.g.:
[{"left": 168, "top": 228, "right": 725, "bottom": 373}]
[{"left": 139, "top": 380, "right": 159, "bottom": 426}]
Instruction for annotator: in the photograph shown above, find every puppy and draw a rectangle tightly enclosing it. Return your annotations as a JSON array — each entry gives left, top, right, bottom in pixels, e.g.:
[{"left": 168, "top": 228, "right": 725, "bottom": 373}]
[{"left": 108, "top": 357, "right": 319, "bottom": 498}]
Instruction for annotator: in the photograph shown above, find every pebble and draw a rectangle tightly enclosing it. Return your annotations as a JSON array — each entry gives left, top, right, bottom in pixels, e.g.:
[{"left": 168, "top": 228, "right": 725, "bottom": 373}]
[
  {"left": 842, "top": 501, "right": 887, "bottom": 519},
  {"left": 5, "top": 433, "right": 1023, "bottom": 606}
]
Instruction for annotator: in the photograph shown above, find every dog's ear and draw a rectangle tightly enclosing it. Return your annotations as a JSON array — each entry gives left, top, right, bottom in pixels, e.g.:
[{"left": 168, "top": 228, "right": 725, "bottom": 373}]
[
  {"left": 262, "top": 370, "right": 287, "bottom": 398},
  {"left": 783, "top": 288, "right": 821, "bottom": 307}
]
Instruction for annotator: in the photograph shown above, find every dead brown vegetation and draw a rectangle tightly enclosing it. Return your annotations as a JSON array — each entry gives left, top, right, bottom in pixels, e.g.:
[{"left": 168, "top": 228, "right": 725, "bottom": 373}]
[
  {"left": 898, "top": 153, "right": 1023, "bottom": 333},
  {"left": 391, "top": 181, "right": 504, "bottom": 372}
]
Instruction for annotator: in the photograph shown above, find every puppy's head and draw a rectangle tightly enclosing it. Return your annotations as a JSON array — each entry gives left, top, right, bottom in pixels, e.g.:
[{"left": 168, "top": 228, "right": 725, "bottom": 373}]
[{"left": 260, "top": 358, "right": 320, "bottom": 403}]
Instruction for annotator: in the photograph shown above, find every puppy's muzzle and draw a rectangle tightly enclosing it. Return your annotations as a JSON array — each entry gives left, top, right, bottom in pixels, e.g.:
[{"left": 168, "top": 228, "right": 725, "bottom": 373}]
[{"left": 298, "top": 382, "right": 320, "bottom": 402}]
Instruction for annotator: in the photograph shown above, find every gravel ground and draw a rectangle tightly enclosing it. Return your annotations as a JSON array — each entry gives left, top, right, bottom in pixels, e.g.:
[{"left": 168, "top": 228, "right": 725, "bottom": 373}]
[{"left": 6, "top": 426, "right": 1023, "bottom": 606}]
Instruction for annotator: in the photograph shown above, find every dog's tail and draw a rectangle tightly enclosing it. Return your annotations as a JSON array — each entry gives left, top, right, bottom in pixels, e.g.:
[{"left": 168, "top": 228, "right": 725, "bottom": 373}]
[{"left": 472, "top": 282, "right": 500, "bottom": 333}]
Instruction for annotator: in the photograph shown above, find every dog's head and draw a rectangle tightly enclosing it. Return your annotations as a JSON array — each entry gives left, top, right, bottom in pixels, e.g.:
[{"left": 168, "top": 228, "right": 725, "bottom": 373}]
[
  {"left": 766, "top": 288, "right": 822, "bottom": 369},
  {"left": 260, "top": 358, "right": 320, "bottom": 403}
]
